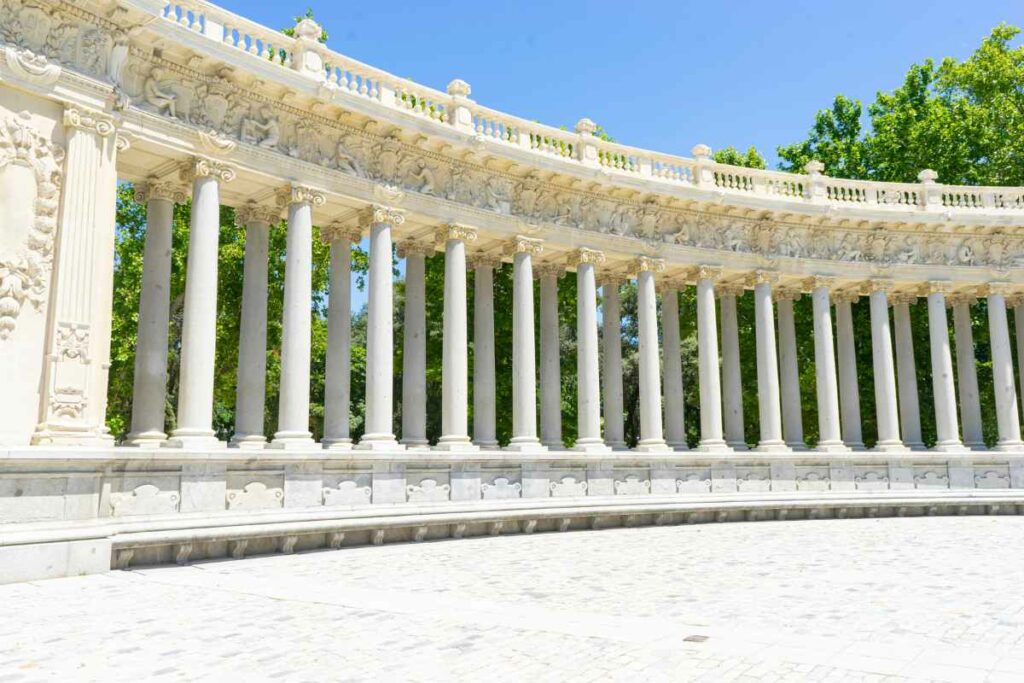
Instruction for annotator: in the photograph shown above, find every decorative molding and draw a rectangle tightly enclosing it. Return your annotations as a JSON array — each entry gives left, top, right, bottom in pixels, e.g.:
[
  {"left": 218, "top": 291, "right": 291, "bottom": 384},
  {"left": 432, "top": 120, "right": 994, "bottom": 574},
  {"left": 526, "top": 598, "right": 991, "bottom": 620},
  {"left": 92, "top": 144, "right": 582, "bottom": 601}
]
[
  {"left": 63, "top": 106, "right": 116, "bottom": 137},
  {"left": 3, "top": 45, "right": 61, "bottom": 86},
  {"left": 198, "top": 129, "right": 238, "bottom": 155}
]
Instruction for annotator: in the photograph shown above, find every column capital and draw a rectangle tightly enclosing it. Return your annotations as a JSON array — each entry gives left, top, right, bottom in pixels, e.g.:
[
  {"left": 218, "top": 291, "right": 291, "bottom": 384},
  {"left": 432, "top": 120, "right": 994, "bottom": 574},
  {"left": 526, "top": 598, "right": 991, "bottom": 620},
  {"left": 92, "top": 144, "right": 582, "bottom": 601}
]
[
  {"left": 888, "top": 292, "right": 919, "bottom": 306},
  {"left": 566, "top": 247, "right": 606, "bottom": 268},
  {"left": 236, "top": 202, "right": 282, "bottom": 227},
  {"left": 534, "top": 263, "right": 566, "bottom": 280},
  {"left": 361, "top": 204, "right": 406, "bottom": 229},
  {"left": 775, "top": 288, "right": 802, "bottom": 303},
  {"left": 629, "top": 256, "right": 665, "bottom": 276},
  {"left": 321, "top": 223, "right": 363, "bottom": 244},
  {"left": 831, "top": 289, "right": 861, "bottom": 305},
  {"left": 598, "top": 271, "right": 630, "bottom": 287},
  {"left": 63, "top": 105, "right": 118, "bottom": 137},
  {"left": 923, "top": 280, "right": 954, "bottom": 296},
  {"left": 982, "top": 282, "right": 1016, "bottom": 298},
  {"left": 180, "top": 156, "right": 236, "bottom": 184},
  {"left": 134, "top": 179, "right": 188, "bottom": 205},
  {"left": 469, "top": 252, "right": 503, "bottom": 269},
  {"left": 747, "top": 269, "right": 779, "bottom": 287},
  {"left": 504, "top": 235, "right": 544, "bottom": 256},
  {"left": 396, "top": 239, "right": 434, "bottom": 259},
  {"left": 867, "top": 278, "right": 894, "bottom": 294},
  {"left": 656, "top": 278, "right": 688, "bottom": 294},
  {"left": 716, "top": 283, "right": 747, "bottom": 298},
  {"left": 806, "top": 275, "right": 836, "bottom": 291},
  {"left": 692, "top": 264, "right": 724, "bottom": 283},
  {"left": 277, "top": 184, "right": 326, "bottom": 208},
  {"left": 435, "top": 222, "right": 478, "bottom": 244}
]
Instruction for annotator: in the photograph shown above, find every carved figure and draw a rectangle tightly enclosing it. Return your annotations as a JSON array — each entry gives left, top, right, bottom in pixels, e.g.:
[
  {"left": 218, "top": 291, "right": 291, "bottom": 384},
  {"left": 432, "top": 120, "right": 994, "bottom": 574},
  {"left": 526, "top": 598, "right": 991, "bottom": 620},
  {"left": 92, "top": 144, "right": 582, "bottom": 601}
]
[
  {"left": 143, "top": 67, "right": 176, "bottom": 118},
  {"left": 242, "top": 107, "right": 279, "bottom": 149},
  {"left": 413, "top": 159, "right": 435, "bottom": 193}
]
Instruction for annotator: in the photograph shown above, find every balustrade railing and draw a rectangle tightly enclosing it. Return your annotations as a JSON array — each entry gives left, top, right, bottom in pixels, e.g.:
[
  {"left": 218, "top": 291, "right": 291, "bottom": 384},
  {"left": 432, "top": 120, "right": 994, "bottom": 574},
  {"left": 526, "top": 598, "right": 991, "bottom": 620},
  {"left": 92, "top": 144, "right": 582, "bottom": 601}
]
[{"left": 155, "top": 0, "right": 1024, "bottom": 215}]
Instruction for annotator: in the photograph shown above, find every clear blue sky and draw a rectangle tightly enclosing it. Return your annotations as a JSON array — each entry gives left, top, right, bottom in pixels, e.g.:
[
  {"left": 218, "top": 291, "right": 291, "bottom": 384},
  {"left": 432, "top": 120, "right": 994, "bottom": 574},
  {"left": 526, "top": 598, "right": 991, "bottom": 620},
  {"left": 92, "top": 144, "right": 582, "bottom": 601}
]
[{"left": 216, "top": 0, "right": 1017, "bottom": 167}]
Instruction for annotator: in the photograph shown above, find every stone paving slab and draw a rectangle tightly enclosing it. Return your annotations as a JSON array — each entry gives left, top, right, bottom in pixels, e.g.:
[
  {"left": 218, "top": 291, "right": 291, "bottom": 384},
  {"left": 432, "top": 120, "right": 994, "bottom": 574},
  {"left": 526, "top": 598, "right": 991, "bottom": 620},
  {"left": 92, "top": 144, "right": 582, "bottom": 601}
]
[{"left": 1, "top": 517, "right": 1023, "bottom": 681}]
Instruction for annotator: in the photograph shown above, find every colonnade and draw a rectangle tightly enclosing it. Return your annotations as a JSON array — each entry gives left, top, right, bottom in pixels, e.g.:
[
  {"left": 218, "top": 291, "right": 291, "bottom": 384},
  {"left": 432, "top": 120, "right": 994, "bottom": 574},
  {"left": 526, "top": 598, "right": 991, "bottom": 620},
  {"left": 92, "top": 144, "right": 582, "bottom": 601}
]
[{"left": 124, "top": 163, "right": 1024, "bottom": 453}]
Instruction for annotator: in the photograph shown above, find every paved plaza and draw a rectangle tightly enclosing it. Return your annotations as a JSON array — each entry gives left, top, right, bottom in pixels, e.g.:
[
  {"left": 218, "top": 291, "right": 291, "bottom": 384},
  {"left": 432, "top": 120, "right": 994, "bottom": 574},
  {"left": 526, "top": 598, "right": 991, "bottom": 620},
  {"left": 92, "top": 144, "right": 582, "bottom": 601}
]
[{"left": 2, "top": 516, "right": 1024, "bottom": 681}]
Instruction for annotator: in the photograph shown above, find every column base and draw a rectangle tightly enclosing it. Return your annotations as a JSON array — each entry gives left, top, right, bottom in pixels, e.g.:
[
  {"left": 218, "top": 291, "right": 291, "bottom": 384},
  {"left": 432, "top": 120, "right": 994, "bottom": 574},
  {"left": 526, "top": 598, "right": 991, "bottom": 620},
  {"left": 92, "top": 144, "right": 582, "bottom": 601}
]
[
  {"left": 321, "top": 438, "right": 353, "bottom": 451},
  {"left": 786, "top": 441, "right": 809, "bottom": 451},
  {"left": 696, "top": 439, "right": 732, "bottom": 453},
  {"left": 904, "top": 441, "right": 927, "bottom": 451},
  {"left": 473, "top": 440, "right": 500, "bottom": 451},
  {"left": 32, "top": 426, "right": 116, "bottom": 448},
  {"left": 994, "top": 440, "right": 1024, "bottom": 452},
  {"left": 634, "top": 439, "right": 672, "bottom": 453},
  {"left": 504, "top": 437, "right": 547, "bottom": 452},
  {"left": 667, "top": 441, "right": 690, "bottom": 452},
  {"left": 965, "top": 441, "right": 988, "bottom": 451},
  {"left": 541, "top": 440, "right": 565, "bottom": 450},
  {"left": 355, "top": 436, "right": 405, "bottom": 452},
  {"left": 815, "top": 441, "right": 851, "bottom": 454},
  {"left": 605, "top": 440, "right": 629, "bottom": 451},
  {"left": 123, "top": 430, "right": 168, "bottom": 448},
  {"left": 229, "top": 434, "right": 268, "bottom": 450},
  {"left": 267, "top": 433, "right": 318, "bottom": 450},
  {"left": 931, "top": 441, "right": 970, "bottom": 453},
  {"left": 572, "top": 439, "right": 612, "bottom": 454},
  {"left": 872, "top": 441, "right": 909, "bottom": 453},
  {"left": 164, "top": 432, "right": 226, "bottom": 449},
  {"left": 401, "top": 438, "right": 431, "bottom": 451},
  {"left": 754, "top": 440, "right": 792, "bottom": 453},
  {"left": 726, "top": 440, "right": 749, "bottom": 451},
  {"left": 434, "top": 436, "right": 479, "bottom": 452},
  {"left": 845, "top": 441, "right": 867, "bottom": 451}
]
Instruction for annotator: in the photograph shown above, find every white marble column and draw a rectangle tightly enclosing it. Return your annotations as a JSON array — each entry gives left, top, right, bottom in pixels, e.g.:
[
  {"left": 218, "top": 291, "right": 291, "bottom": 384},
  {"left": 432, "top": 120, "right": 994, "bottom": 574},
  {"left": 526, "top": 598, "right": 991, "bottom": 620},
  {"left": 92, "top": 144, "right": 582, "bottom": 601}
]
[
  {"left": 1014, "top": 300, "right": 1024, "bottom": 424},
  {"left": 436, "top": 224, "right": 478, "bottom": 451},
  {"left": 695, "top": 267, "right": 728, "bottom": 452},
  {"left": 834, "top": 294, "right": 865, "bottom": 449},
  {"left": 987, "top": 285, "right": 1023, "bottom": 450},
  {"left": 661, "top": 283, "right": 687, "bottom": 450},
  {"left": 810, "top": 278, "right": 847, "bottom": 452},
  {"left": 718, "top": 287, "right": 747, "bottom": 450},
  {"left": 472, "top": 255, "right": 501, "bottom": 449},
  {"left": 751, "top": 271, "right": 788, "bottom": 452},
  {"left": 775, "top": 290, "right": 804, "bottom": 449},
  {"left": 926, "top": 283, "right": 965, "bottom": 451},
  {"left": 868, "top": 282, "right": 906, "bottom": 451},
  {"left": 891, "top": 294, "right": 924, "bottom": 450},
  {"left": 505, "top": 236, "right": 545, "bottom": 451},
  {"left": 951, "top": 296, "right": 985, "bottom": 449},
  {"left": 397, "top": 240, "right": 430, "bottom": 449},
  {"left": 125, "top": 183, "right": 184, "bottom": 446},
  {"left": 167, "top": 158, "right": 235, "bottom": 449},
  {"left": 357, "top": 204, "right": 405, "bottom": 451},
  {"left": 570, "top": 249, "right": 610, "bottom": 452},
  {"left": 635, "top": 257, "right": 670, "bottom": 452},
  {"left": 322, "top": 225, "right": 361, "bottom": 450},
  {"left": 601, "top": 278, "right": 627, "bottom": 450},
  {"left": 271, "top": 186, "right": 324, "bottom": 449},
  {"left": 230, "top": 204, "right": 277, "bottom": 448},
  {"left": 537, "top": 264, "right": 564, "bottom": 449}
]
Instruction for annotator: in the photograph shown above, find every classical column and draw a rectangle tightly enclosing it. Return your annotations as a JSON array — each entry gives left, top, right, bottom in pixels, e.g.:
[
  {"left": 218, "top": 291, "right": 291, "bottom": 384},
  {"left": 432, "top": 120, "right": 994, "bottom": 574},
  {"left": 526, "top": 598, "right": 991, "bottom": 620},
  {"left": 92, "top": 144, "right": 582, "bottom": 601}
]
[
  {"left": 436, "top": 223, "right": 478, "bottom": 451},
  {"left": 271, "top": 186, "right": 324, "bottom": 449},
  {"left": 891, "top": 294, "right": 924, "bottom": 450},
  {"left": 230, "top": 203, "right": 278, "bottom": 448},
  {"left": 397, "top": 239, "right": 430, "bottom": 449},
  {"left": 537, "top": 263, "right": 564, "bottom": 449},
  {"left": 634, "top": 257, "right": 671, "bottom": 452},
  {"left": 925, "top": 283, "right": 965, "bottom": 451},
  {"left": 125, "top": 182, "right": 185, "bottom": 446},
  {"left": 809, "top": 278, "right": 847, "bottom": 452},
  {"left": 775, "top": 290, "right": 804, "bottom": 449},
  {"left": 505, "top": 236, "right": 545, "bottom": 451},
  {"left": 322, "top": 224, "right": 362, "bottom": 450},
  {"left": 471, "top": 254, "right": 502, "bottom": 449},
  {"left": 167, "top": 157, "right": 235, "bottom": 449},
  {"left": 834, "top": 293, "right": 865, "bottom": 449},
  {"left": 34, "top": 107, "right": 124, "bottom": 446},
  {"left": 951, "top": 295, "right": 984, "bottom": 449},
  {"left": 750, "top": 271, "right": 788, "bottom": 452},
  {"left": 868, "top": 281, "right": 906, "bottom": 451},
  {"left": 1015, "top": 300, "right": 1024, "bottom": 424},
  {"left": 661, "top": 283, "right": 687, "bottom": 450},
  {"left": 718, "top": 286, "right": 747, "bottom": 450},
  {"left": 569, "top": 249, "right": 610, "bottom": 452},
  {"left": 695, "top": 267, "right": 728, "bottom": 452},
  {"left": 986, "top": 285, "right": 1023, "bottom": 450},
  {"left": 357, "top": 204, "right": 405, "bottom": 451},
  {"left": 601, "top": 277, "right": 628, "bottom": 450}
]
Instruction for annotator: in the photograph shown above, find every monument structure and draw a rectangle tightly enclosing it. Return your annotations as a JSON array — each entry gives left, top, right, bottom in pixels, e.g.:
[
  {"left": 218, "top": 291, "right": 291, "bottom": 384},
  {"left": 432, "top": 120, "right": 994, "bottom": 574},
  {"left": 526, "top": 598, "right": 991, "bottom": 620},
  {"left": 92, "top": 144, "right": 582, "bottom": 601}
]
[{"left": 2, "top": 0, "right": 1024, "bottom": 582}]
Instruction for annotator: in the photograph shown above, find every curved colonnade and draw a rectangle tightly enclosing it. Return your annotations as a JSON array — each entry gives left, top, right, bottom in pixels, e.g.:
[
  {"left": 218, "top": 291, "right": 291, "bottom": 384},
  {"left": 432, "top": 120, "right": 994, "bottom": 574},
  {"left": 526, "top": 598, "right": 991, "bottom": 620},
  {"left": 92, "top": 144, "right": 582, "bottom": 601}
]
[{"left": 2, "top": 0, "right": 1024, "bottom": 580}]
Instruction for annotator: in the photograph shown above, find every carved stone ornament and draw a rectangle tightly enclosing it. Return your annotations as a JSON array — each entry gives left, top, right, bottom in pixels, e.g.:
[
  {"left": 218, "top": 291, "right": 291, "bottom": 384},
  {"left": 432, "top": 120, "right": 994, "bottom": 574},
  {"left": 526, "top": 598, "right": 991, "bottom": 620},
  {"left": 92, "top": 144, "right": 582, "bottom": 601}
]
[
  {"left": 566, "top": 247, "right": 605, "bottom": 267},
  {"left": 631, "top": 256, "right": 666, "bottom": 275},
  {"left": 133, "top": 180, "right": 187, "bottom": 205},
  {"left": 0, "top": 111, "right": 65, "bottom": 340},
  {"left": 435, "top": 222, "right": 478, "bottom": 244},
  {"left": 504, "top": 235, "right": 544, "bottom": 256},
  {"left": 361, "top": 203, "right": 405, "bottom": 228},
  {"left": 198, "top": 129, "right": 237, "bottom": 155},
  {"left": 180, "top": 156, "right": 236, "bottom": 184},
  {"left": 235, "top": 202, "right": 282, "bottom": 227},
  {"left": 468, "top": 252, "right": 504, "bottom": 269},
  {"left": 3, "top": 45, "right": 61, "bottom": 86},
  {"left": 395, "top": 239, "right": 434, "bottom": 259},
  {"left": 277, "top": 184, "right": 326, "bottom": 208},
  {"left": 694, "top": 264, "right": 724, "bottom": 282},
  {"left": 320, "top": 223, "right": 363, "bottom": 244}
]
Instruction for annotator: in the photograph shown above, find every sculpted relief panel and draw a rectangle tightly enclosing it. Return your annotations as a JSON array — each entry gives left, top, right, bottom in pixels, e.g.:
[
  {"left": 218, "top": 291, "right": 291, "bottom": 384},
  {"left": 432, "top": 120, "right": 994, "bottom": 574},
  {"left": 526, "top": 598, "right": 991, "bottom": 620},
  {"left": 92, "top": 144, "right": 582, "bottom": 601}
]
[{"left": 2, "top": 0, "right": 1023, "bottom": 275}]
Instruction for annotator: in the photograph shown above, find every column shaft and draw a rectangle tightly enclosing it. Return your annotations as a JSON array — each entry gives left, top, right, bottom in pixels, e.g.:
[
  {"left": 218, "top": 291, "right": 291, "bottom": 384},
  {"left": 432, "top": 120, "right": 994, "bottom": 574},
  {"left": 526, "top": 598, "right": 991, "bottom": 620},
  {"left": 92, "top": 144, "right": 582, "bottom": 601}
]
[
  {"left": 507, "top": 241, "right": 544, "bottom": 451},
  {"left": 776, "top": 295, "right": 804, "bottom": 448},
  {"left": 400, "top": 248, "right": 428, "bottom": 447},
  {"left": 988, "top": 290, "right": 1022, "bottom": 449},
  {"left": 811, "top": 284, "right": 846, "bottom": 451},
  {"left": 952, "top": 301, "right": 984, "bottom": 448},
  {"left": 1015, "top": 303, "right": 1024, "bottom": 424},
  {"left": 538, "top": 271, "right": 562, "bottom": 448},
  {"left": 231, "top": 216, "right": 271, "bottom": 448},
  {"left": 696, "top": 275, "right": 727, "bottom": 451},
  {"left": 869, "top": 287, "right": 905, "bottom": 450},
  {"left": 719, "top": 292, "right": 747, "bottom": 449},
  {"left": 437, "top": 230, "right": 475, "bottom": 450},
  {"left": 753, "top": 276, "right": 787, "bottom": 450},
  {"left": 602, "top": 282, "right": 627, "bottom": 449},
  {"left": 323, "top": 232, "right": 356, "bottom": 449},
  {"left": 927, "top": 288, "right": 964, "bottom": 450},
  {"left": 892, "top": 300, "right": 924, "bottom": 449},
  {"left": 472, "top": 262, "right": 498, "bottom": 448},
  {"left": 661, "top": 287, "right": 687, "bottom": 449},
  {"left": 636, "top": 265, "right": 669, "bottom": 451},
  {"left": 574, "top": 257, "right": 608, "bottom": 451},
  {"left": 126, "top": 195, "right": 175, "bottom": 445},
  {"left": 835, "top": 298, "right": 864, "bottom": 448}
]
